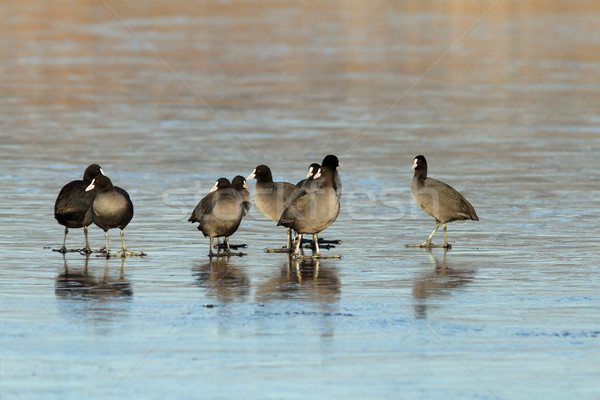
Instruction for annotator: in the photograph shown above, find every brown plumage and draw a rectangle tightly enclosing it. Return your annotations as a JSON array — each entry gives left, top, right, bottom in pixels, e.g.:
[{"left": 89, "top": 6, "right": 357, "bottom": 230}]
[
  {"left": 409, "top": 155, "right": 478, "bottom": 248},
  {"left": 189, "top": 178, "right": 245, "bottom": 257},
  {"left": 278, "top": 155, "right": 341, "bottom": 257},
  {"left": 247, "top": 165, "right": 297, "bottom": 249}
]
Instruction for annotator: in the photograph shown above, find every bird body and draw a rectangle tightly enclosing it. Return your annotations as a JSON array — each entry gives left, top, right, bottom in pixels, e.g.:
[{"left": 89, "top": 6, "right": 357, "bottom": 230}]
[
  {"left": 91, "top": 189, "right": 133, "bottom": 230},
  {"left": 278, "top": 173, "right": 339, "bottom": 234},
  {"left": 248, "top": 165, "right": 296, "bottom": 222},
  {"left": 55, "top": 181, "right": 95, "bottom": 229},
  {"left": 412, "top": 177, "right": 478, "bottom": 224}
]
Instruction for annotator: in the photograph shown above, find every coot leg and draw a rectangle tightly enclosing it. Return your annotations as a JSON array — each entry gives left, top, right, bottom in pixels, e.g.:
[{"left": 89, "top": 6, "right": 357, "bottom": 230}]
[
  {"left": 406, "top": 222, "right": 444, "bottom": 248},
  {"left": 103, "top": 231, "right": 110, "bottom": 257},
  {"left": 114, "top": 229, "right": 131, "bottom": 258},
  {"left": 59, "top": 227, "right": 68, "bottom": 253},
  {"left": 224, "top": 237, "right": 232, "bottom": 255},
  {"left": 208, "top": 237, "right": 215, "bottom": 257},
  {"left": 312, "top": 233, "right": 320, "bottom": 256},
  {"left": 442, "top": 224, "right": 452, "bottom": 249},
  {"left": 291, "top": 233, "right": 303, "bottom": 257},
  {"left": 286, "top": 228, "right": 293, "bottom": 250},
  {"left": 82, "top": 226, "right": 92, "bottom": 253}
]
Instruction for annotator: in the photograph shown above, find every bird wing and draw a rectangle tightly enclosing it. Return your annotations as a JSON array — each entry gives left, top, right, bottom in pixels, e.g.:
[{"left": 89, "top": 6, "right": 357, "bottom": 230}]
[
  {"left": 277, "top": 191, "right": 312, "bottom": 228},
  {"left": 189, "top": 193, "right": 214, "bottom": 223},
  {"left": 54, "top": 181, "right": 94, "bottom": 216},
  {"left": 114, "top": 186, "right": 131, "bottom": 200},
  {"left": 421, "top": 178, "right": 478, "bottom": 221}
]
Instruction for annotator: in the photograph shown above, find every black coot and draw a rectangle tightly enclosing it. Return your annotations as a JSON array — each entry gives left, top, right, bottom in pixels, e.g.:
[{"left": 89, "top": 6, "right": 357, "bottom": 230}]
[
  {"left": 189, "top": 178, "right": 245, "bottom": 257},
  {"left": 54, "top": 164, "right": 103, "bottom": 253},
  {"left": 408, "top": 155, "right": 478, "bottom": 248},
  {"left": 231, "top": 175, "right": 252, "bottom": 217},
  {"left": 85, "top": 174, "right": 134, "bottom": 257},
  {"left": 278, "top": 155, "right": 341, "bottom": 257},
  {"left": 295, "top": 163, "right": 320, "bottom": 188},
  {"left": 247, "top": 165, "right": 297, "bottom": 250}
]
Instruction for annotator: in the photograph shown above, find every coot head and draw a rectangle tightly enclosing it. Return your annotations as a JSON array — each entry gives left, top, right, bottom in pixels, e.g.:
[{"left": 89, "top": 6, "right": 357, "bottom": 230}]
[
  {"left": 85, "top": 174, "right": 114, "bottom": 192},
  {"left": 306, "top": 163, "right": 320, "bottom": 179},
  {"left": 231, "top": 175, "right": 249, "bottom": 190},
  {"left": 321, "top": 155, "right": 341, "bottom": 170},
  {"left": 412, "top": 155, "right": 427, "bottom": 171},
  {"left": 247, "top": 165, "right": 272, "bottom": 182},
  {"left": 83, "top": 164, "right": 104, "bottom": 182},
  {"left": 210, "top": 178, "right": 231, "bottom": 193}
]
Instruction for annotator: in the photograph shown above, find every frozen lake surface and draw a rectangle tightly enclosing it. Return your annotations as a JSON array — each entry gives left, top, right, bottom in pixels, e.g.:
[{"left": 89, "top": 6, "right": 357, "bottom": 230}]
[{"left": 1, "top": 1, "right": 599, "bottom": 399}]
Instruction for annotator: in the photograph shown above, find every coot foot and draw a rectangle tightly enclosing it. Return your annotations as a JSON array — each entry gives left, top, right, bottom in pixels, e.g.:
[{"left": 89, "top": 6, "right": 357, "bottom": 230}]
[
  {"left": 215, "top": 243, "right": 247, "bottom": 250},
  {"left": 265, "top": 247, "right": 292, "bottom": 253},
  {"left": 97, "top": 249, "right": 146, "bottom": 258},
  {"left": 114, "top": 249, "right": 146, "bottom": 258},
  {"left": 209, "top": 251, "right": 246, "bottom": 258},
  {"left": 295, "top": 254, "right": 342, "bottom": 259},
  {"left": 301, "top": 242, "right": 337, "bottom": 250},
  {"left": 300, "top": 237, "right": 342, "bottom": 245},
  {"left": 405, "top": 242, "right": 451, "bottom": 249},
  {"left": 53, "top": 247, "right": 87, "bottom": 253}
]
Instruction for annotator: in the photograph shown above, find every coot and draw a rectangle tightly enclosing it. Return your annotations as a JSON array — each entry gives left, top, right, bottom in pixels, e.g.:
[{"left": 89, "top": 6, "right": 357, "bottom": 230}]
[
  {"left": 85, "top": 174, "right": 134, "bottom": 257},
  {"left": 231, "top": 175, "right": 252, "bottom": 217},
  {"left": 278, "top": 155, "right": 341, "bottom": 257},
  {"left": 189, "top": 178, "right": 245, "bottom": 257},
  {"left": 295, "top": 163, "right": 320, "bottom": 188},
  {"left": 247, "top": 165, "right": 297, "bottom": 250},
  {"left": 408, "top": 155, "right": 478, "bottom": 248},
  {"left": 54, "top": 164, "right": 103, "bottom": 253}
]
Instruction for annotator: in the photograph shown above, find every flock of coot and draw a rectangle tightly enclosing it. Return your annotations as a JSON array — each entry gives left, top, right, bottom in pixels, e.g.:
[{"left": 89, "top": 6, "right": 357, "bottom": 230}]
[{"left": 53, "top": 154, "right": 477, "bottom": 258}]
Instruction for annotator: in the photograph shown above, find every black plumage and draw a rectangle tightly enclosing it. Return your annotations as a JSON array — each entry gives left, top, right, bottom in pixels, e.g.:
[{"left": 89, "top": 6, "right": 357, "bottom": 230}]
[
  {"left": 85, "top": 174, "right": 134, "bottom": 257},
  {"left": 54, "top": 164, "right": 103, "bottom": 253}
]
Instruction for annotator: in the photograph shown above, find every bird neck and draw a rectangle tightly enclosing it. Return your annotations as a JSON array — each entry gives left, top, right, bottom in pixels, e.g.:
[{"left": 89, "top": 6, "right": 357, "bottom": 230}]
[
  {"left": 257, "top": 171, "right": 273, "bottom": 184},
  {"left": 413, "top": 167, "right": 427, "bottom": 182}
]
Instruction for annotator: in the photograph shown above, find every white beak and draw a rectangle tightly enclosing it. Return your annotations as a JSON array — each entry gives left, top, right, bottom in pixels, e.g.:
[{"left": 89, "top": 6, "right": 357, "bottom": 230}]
[
  {"left": 85, "top": 179, "right": 96, "bottom": 192},
  {"left": 306, "top": 167, "right": 314, "bottom": 179},
  {"left": 313, "top": 168, "right": 322, "bottom": 179},
  {"left": 243, "top": 182, "right": 249, "bottom": 190},
  {"left": 412, "top": 159, "right": 418, "bottom": 169},
  {"left": 210, "top": 181, "right": 219, "bottom": 193},
  {"left": 247, "top": 170, "right": 256, "bottom": 180},
  {"left": 100, "top": 168, "right": 105, "bottom": 175}
]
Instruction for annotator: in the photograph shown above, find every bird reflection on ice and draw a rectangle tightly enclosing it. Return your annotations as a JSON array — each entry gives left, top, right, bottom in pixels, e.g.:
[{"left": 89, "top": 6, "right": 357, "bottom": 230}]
[{"left": 412, "top": 249, "right": 476, "bottom": 320}]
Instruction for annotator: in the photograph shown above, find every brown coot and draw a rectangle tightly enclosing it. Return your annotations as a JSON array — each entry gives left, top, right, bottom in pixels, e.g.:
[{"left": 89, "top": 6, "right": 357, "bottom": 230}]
[
  {"left": 231, "top": 175, "right": 252, "bottom": 217},
  {"left": 278, "top": 155, "right": 341, "bottom": 257},
  {"left": 188, "top": 178, "right": 245, "bottom": 257},
  {"left": 408, "top": 155, "right": 478, "bottom": 249},
  {"left": 295, "top": 163, "right": 321, "bottom": 188},
  {"left": 247, "top": 165, "right": 297, "bottom": 250}
]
